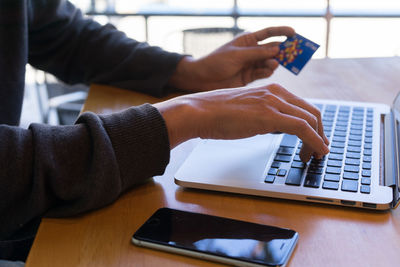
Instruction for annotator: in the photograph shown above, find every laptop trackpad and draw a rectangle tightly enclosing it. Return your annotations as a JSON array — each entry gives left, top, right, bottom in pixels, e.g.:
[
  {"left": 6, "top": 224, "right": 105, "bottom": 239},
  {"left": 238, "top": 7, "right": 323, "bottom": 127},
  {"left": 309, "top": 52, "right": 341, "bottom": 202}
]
[{"left": 175, "top": 134, "right": 280, "bottom": 187}]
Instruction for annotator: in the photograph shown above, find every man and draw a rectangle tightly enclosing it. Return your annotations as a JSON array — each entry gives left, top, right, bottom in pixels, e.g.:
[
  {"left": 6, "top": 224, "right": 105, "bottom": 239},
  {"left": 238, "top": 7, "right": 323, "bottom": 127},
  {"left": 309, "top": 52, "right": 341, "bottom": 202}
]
[{"left": 0, "top": 0, "right": 328, "bottom": 262}]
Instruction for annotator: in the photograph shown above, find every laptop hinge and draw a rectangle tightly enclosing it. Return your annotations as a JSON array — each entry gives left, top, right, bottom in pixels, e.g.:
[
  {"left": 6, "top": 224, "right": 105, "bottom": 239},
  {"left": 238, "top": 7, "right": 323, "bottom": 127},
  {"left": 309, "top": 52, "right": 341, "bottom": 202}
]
[{"left": 384, "top": 110, "right": 400, "bottom": 208}]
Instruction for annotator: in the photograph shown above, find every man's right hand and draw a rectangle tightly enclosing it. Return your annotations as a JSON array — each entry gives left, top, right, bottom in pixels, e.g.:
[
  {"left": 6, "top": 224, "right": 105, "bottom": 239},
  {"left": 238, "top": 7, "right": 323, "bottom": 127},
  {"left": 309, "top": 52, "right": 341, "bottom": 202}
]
[{"left": 154, "top": 83, "right": 329, "bottom": 162}]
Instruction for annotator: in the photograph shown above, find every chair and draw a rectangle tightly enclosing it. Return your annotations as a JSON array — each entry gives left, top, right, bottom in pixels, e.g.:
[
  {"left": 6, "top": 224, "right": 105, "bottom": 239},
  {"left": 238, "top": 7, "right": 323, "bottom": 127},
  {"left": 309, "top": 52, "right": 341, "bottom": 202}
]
[{"left": 34, "top": 71, "right": 88, "bottom": 125}]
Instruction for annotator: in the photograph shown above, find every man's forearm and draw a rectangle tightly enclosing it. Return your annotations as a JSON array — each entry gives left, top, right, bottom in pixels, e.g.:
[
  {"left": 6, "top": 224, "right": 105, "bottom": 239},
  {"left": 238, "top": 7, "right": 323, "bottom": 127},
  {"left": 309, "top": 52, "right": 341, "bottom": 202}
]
[{"left": 0, "top": 104, "right": 170, "bottom": 239}]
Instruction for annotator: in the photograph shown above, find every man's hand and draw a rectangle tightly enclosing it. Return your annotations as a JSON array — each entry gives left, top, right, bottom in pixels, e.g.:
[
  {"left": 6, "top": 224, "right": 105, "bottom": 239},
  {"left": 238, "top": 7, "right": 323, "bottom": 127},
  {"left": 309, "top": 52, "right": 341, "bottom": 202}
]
[
  {"left": 168, "top": 26, "right": 295, "bottom": 92},
  {"left": 154, "top": 83, "right": 329, "bottom": 162}
]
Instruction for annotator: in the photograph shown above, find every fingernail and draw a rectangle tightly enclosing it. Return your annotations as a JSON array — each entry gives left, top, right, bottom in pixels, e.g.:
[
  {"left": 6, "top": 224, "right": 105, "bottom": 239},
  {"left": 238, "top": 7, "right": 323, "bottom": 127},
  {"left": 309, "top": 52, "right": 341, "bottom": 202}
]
[
  {"left": 323, "top": 145, "right": 330, "bottom": 154},
  {"left": 324, "top": 135, "right": 330, "bottom": 145}
]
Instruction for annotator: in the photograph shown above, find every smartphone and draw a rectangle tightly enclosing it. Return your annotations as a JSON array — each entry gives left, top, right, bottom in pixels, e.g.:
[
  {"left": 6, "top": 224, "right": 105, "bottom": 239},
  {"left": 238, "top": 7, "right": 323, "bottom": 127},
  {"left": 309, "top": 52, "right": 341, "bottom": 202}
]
[{"left": 132, "top": 208, "right": 298, "bottom": 267}]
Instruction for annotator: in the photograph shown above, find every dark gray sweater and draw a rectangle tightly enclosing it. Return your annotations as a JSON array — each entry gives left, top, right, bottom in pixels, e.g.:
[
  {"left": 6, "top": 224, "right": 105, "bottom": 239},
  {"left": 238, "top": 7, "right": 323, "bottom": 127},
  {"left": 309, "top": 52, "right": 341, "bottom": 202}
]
[{"left": 0, "top": 0, "right": 184, "bottom": 260}]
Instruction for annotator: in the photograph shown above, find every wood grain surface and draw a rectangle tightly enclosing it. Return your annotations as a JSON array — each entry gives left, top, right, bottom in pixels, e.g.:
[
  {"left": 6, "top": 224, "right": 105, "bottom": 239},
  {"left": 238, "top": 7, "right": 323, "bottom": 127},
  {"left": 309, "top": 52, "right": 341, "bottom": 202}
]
[{"left": 26, "top": 57, "right": 400, "bottom": 267}]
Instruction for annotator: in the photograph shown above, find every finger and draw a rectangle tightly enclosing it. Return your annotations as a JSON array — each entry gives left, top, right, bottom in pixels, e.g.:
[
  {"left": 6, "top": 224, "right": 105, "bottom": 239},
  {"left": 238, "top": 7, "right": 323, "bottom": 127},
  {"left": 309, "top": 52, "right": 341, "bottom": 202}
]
[
  {"left": 285, "top": 97, "right": 329, "bottom": 145},
  {"left": 253, "top": 26, "right": 295, "bottom": 42},
  {"left": 255, "top": 59, "right": 279, "bottom": 70},
  {"left": 265, "top": 59, "right": 279, "bottom": 70},
  {"left": 260, "top": 41, "right": 281, "bottom": 49},
  {"left": 237, "top": 46, "right": 279, "bottom": 63},
  {"left": 253, "top": 68, "right": 274, "bottom": 80},
  {"left": 274, "top": 113, "right": 329, "bottom": 158},
  {"left": 271, "top": 85, "right": 329, "bottom": 145},
  {"left": 273, "top": 96, "right": 319, "bottom": 134}
]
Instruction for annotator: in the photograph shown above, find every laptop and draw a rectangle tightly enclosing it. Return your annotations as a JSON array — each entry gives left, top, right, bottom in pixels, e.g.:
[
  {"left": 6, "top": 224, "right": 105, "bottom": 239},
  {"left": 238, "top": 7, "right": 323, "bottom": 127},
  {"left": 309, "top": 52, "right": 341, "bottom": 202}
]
[{"left": 174, "top": 94, "right": 400, "bottom": 210}]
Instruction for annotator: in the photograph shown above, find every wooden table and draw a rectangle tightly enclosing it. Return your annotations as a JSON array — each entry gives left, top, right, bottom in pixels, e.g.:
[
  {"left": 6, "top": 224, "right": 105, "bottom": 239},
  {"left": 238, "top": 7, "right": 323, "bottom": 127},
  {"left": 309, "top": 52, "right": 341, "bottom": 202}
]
[{"left": 26, "top": 57, "right": 400, "bottom": 267}]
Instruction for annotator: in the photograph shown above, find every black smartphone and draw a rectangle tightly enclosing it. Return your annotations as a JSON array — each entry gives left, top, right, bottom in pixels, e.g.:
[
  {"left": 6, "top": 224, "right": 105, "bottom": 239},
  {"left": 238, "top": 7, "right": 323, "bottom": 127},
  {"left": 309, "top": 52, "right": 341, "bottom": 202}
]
[{"left": 132, "top": 208, "right": 298, "bottom": 267}]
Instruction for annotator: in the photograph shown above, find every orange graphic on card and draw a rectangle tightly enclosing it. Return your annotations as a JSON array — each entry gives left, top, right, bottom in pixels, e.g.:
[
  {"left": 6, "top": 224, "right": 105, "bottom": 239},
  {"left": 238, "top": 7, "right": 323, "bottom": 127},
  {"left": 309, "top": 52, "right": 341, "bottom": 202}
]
[{"left": 277, "top": 38, "right": 303, "bottom": 66}]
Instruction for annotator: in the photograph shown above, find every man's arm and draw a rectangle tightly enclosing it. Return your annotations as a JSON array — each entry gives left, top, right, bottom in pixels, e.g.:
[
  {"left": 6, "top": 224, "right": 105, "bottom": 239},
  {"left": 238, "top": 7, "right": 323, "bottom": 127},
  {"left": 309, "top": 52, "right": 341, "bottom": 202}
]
[
  {"left": 28, "top": 0, "right": 184, "bottom": 97},
  {"left": 0, "top": 104, "right": 170, "bottom": 239}
]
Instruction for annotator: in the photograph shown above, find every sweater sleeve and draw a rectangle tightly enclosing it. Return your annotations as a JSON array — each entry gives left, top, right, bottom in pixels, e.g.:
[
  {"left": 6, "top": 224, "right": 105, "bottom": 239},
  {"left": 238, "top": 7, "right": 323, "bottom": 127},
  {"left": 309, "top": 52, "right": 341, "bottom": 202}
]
[
  {"left": 0, "top": 104, "right": 170, "bottom": 239},
  {"left": 27, "top": 0, "right": 185, "bottom": 97}
]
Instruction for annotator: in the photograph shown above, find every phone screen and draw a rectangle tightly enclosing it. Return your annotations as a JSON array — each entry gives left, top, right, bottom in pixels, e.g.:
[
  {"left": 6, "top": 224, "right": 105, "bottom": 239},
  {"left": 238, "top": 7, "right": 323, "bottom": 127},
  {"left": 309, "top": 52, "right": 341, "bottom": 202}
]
[{"left": 132, "top": 208, "right": 298, "bottom": 266}]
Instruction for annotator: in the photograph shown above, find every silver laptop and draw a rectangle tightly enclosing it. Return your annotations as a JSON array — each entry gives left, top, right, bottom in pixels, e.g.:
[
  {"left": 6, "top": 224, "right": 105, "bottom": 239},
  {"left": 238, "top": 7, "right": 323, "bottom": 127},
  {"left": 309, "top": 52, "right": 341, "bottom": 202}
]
[{"left": 175, "top": 94, "right": 400, "bottom": 210}]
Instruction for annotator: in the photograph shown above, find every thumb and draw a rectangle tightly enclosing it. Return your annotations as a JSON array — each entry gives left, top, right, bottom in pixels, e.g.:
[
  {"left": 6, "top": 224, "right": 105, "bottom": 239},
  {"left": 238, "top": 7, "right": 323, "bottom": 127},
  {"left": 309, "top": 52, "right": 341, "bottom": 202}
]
[{"left": 236, "top": 46, "right": 279, "bottom": 64}]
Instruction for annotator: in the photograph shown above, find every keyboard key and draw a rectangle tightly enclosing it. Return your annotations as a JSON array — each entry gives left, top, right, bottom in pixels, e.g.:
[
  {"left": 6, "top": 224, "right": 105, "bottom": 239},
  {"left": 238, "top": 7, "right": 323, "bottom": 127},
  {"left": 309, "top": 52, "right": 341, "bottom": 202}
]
[
  {"left": 291, "top": 161, "right": 305, "bottom": 169},
  {"left": 363, "top": 156, "right": 372, "bottom": 162},
  {"left": 265, "top": 175, "right": 275, "bottom": 183},
  {"left": 334, "top": 131, "right": 347, "bottom": 137},
  {"left": 365, "top": 132, "right": 373, "bottom": 138},
  {"left": 326, "top": 167, "right": 341, "bottom": 174},
  {"left": 268, "top": 168, "right": 278, "bottom": 175},
  {"left": 364, "top": 149, "right": 372, "bottom": 156},
  {"left": 336, "top": 121, "right": 348, "bottom": 126},
  {"left": 314, "top": 103, "right": 323, "bottom": 110},
  {"left": 324, "top": 173, "right": 340, "bottom": 182},
  {"left": 274, "top": 155, "right": 292, "bottom": 162},
  {"left": 325, "top": 105, "right": 337, "bottom": 112},
  {"left": 271, "top": 161, "right": 281, "bottom": 168},
  {"left": 339, "top": 106, "right": 351, "bottom": 112},
  {"left": 344, "top": 165, "right": 360, "bottom": 173},
  {"left": 353, "top": 107, "right": 364, "bottom": 112},
  {"left": 360, "top": 185, "right": 371, "bottom": 194},
  {"left": 335, "top": 126, "right": 347, "bottom": 132},
  {"left": 277, "top": 169, "right": 287, "bottom": 176},
  {"left": 308, "top": 167, "right": 324, "bottom": 175},
  {"left": 310, "top": 159, "right": 325, "bottom": 167},
  {"left": 329, "top": 154, "right": 343, "bottom": 161},
  {"left": 351, "top": 119, "right": 364, "bottom": 126},
  {"left": 343, "top": 172, "right": 359, "bottom": 180},
  {"left": 331, "top": 142, "right": 345, "bottom": 148},
  {"left": 362, "top": 170, "right": 371, "bottom": 177},
  {"left": 348, "top": 135, "right": 362, "bottom": 141},
  {"left": 347, "top": 146, "right": 361, "bottom": 153},
  {"left": 361, "top": 177, "right": 371, "bottom": 185},
  {"left": 277, "top": 146, "right": 295, "bottom": 155},
  {"left": 327, "top": 160, "right": 342, "bottom": 167},
  {"left": 330, "top": 147, "right": 344, "bottom": 154},
  {"left": 362, "top": 163, "right": 371, "bottom": 170},
  {"left": 304, "top": 174, "right": 322, "bottom": 188},
  {"left": 333, "top": 136, "right": 346, "bottom": 142},
  {"left": 348, "top": 140, "right": 362, "bottom": 147},
  {"left": 293, "top": 155, "right": 302, "bottom": 162},
  {"left": 346, "top": 152, "right": 361, "bottom": 159},
  {"left": 364, "top": 137, "right": 373, "bottom": 143},
  {"left": 345, "top": 158, "right": 360, "bottom": 166},
  {"left": 322, "top": 181, "right": 339, "bottom": 190},
  {"left": 350, "top": 129, "right": 363, "bottom": 135},
  {"left": 350, "top": 125, "right": 363, "bottom": 130},
  {"left": 280, "top": 134, "right": 298, "bottom": 148},
  {"left": 341, "top": 180, "right": 358, "bottom": 192},
  {"left": 285, "top": 168, "right": 305, "bottom": 186}
]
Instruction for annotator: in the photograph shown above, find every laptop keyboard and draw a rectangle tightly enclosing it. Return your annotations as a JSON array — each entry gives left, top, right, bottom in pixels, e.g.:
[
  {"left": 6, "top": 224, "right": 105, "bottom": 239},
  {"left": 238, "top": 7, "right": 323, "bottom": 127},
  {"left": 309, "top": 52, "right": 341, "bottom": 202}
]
[{"left": 265, "top": 104, "right": 374, "bottom": 194}]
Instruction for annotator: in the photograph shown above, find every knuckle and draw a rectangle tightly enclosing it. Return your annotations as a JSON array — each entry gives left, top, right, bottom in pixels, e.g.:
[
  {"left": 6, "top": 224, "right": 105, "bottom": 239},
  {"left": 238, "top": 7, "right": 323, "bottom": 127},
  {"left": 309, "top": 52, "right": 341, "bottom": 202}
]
[
  {"left": 266, "top": 83, "right": 283, "bottom": 94},
  {"left": 311, "top": 106, "right": 322, "bottom": 120},
  {"left": 310, "top": 115, "right": 318, "bottom": 129},
  {"left": 297, "top": 119, "right": 309, "bottom": 130},
  {"left": 264, "top": 93, "right": 279, "bottom": 104}
]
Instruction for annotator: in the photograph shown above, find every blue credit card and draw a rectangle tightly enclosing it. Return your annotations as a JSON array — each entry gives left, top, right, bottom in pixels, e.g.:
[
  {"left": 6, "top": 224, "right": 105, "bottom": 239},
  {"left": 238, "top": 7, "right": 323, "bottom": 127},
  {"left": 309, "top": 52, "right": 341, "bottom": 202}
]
[{"left": 275, "top": 33, "right": 319, "bottom": 75}]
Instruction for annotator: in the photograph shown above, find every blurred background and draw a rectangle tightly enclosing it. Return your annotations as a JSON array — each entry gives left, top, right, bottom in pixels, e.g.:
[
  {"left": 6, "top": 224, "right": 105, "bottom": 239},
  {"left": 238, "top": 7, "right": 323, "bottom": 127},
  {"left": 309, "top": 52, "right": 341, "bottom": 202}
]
[{"left": 22, "top": 0, "right": 400, "bottom": 127}]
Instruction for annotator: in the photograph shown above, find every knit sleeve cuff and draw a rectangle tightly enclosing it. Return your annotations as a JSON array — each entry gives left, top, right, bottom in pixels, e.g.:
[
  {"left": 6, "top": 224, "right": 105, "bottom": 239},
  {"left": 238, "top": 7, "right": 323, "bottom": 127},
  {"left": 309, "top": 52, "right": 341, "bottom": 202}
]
[{"left": 99, "top": 104, "right": 170, "bottom": 189}]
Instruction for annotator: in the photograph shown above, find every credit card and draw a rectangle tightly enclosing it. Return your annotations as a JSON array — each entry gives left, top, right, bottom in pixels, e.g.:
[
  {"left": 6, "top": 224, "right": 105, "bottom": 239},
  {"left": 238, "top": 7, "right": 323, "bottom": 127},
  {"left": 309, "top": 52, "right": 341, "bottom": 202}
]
[{"left": 275, "top": 33, "right": 319, "bottom": 75}]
